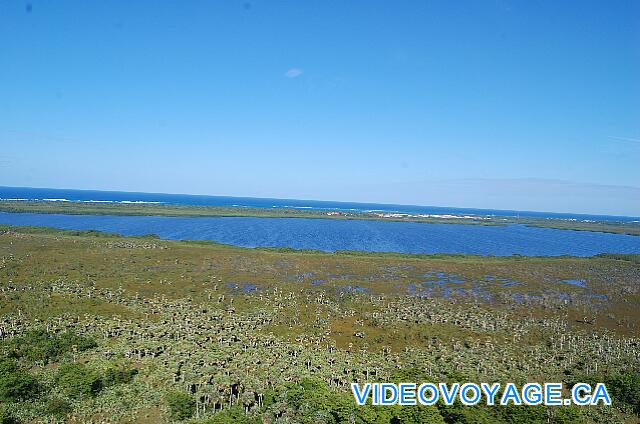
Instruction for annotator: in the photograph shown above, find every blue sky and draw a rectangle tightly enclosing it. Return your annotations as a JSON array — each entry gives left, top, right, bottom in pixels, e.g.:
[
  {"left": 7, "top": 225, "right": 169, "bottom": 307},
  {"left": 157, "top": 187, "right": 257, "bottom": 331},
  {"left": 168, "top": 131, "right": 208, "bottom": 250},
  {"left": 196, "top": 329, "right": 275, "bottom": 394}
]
[{"left": 1, "top": 0, "right": 639, "bottom": 215}]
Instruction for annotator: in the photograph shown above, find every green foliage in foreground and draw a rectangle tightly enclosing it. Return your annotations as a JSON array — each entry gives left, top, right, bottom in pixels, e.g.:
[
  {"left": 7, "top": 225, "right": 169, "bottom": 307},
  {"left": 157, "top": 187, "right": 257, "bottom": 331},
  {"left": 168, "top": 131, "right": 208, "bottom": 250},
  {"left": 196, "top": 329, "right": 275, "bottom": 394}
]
[
  {"left": 4, "top": 324, "right": 634, "bottom": 423},
  {"left": 0, "top": 333, "right": 137, "bottom": 422},
  {"left": 606, "top": 373, "right": 640, "bottom": 415},
  {"left": 0, "top": 358, "right": 39, "bottom": 402},
  {"left": 234, "top": 378, "right": 445, "bottom": 424},
  {"left": 55, "top": 363, "right": 103, "bottom": 400},
  {"left": 166, "top": 390, "right": 196, "bottom": 421},
  {"left": 1, "top": 330, "right": 97, "bottom": 364},
  {"left": 43, "top": 398, "right": 74, "bottom": 420},
  {"left": 205, "top": 406, "right": 261, "bottom": 424},
  {"left": 0, "top": 405, "right": 18, "bottom": 424},
  {"left": 189, "top": 378, "right": 595, "bottom": 424},
  {"left": 0, "top": 328, "right": 636, "bottom": 424},
  {"left": 102, "top": 364, "right": 138, "bottom": 387},
  {"left": 569, "top": 372, "right": 640, "bottom": 415}
]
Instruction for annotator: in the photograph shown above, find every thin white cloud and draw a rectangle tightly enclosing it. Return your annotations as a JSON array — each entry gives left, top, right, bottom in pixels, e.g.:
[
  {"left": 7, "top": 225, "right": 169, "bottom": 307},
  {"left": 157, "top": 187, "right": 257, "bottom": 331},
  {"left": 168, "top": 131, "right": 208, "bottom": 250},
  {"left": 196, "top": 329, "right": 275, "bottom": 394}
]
[
  {"left": 284, "top": 68, "right": 303, "bottom": 78},
  {"left": 607, "top": 135, "right": 640, "bottom": 144}
]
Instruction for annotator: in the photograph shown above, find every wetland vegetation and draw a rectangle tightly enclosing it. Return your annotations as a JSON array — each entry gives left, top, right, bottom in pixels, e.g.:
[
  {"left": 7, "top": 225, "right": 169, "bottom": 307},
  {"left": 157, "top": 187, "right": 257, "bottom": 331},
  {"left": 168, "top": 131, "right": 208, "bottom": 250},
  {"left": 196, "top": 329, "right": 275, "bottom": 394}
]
[{"left": 0, "top": 224, "right": 638, "bottom": 423}]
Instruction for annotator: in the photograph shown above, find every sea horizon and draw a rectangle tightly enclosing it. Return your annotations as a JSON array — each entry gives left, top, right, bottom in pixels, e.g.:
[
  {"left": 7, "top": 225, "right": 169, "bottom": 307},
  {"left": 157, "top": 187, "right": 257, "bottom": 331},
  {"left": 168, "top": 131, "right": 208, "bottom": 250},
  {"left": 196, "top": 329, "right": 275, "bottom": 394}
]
[{"left": 1, "top": 185, "right": 638, "bottom": 223}]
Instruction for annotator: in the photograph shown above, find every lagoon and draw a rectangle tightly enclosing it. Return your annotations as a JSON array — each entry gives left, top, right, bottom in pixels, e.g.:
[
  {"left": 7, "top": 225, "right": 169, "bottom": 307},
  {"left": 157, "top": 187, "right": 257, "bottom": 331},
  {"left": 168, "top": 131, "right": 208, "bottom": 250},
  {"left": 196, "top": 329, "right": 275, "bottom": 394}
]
[{"left": 1, "top": 212, "right": 640, "bottom": 256}]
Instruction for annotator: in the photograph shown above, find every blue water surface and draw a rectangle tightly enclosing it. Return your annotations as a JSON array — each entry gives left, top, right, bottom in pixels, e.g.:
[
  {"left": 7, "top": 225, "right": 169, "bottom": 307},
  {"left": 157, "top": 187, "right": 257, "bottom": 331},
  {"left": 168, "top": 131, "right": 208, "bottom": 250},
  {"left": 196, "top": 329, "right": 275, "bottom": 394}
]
[{"left": 1, "top": 212, "right": 639, "bottom": 256}]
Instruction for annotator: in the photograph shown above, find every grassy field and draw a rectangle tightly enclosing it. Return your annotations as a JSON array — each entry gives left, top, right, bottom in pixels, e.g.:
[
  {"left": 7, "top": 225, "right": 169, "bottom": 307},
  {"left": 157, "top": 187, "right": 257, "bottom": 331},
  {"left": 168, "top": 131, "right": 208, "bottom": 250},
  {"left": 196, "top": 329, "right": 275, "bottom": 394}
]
[
  {"left": 2, "top": 200, "right": 639, "bottom": 236},
  {"left": 0, "top": 224, "right": 638, "bottom": 423}
]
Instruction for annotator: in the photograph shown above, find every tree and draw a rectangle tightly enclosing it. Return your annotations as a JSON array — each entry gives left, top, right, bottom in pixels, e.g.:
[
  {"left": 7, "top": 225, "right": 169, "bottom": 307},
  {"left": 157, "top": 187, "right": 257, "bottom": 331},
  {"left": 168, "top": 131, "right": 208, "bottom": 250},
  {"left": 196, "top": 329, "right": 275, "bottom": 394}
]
[
  {"left": 44, "top": 398, "right": 73, "bottom": 420},
  {"left": 55, "top": 363, "right": 102, "bottom": 399},
  {"left": 391, "top": 405, "right": 446, "bottom": 424},
  {"left": 2, "top": 330, "right": 97, "bottom": 364},
  {"left": 438, "top": 403, "right": 496, "bottom": 424},
  {"left": 606, "top": 372, "right": 640, "bottom": 414},
  {"left": 0, "top": 358, "right": 39, "bottom": 402},
  {"left": 166, "top": 390, "right": 195, "bottom": 421},
  {"left": 0, "top": 405, "right": 18, "bottom": 424},
  {"left": 207, "top": 405, "right": 261, "bottom": 424},
  {"left": 102, "top": 364, "right": 138, "bottom": 387}
]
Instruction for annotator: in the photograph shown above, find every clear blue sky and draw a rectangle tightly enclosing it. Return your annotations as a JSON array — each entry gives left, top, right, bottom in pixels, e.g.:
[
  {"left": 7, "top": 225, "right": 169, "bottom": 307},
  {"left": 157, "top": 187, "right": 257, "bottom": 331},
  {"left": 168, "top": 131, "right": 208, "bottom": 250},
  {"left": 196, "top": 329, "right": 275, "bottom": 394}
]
[{"left": 1, "top": 0, "right": 639, "bottom": 215}]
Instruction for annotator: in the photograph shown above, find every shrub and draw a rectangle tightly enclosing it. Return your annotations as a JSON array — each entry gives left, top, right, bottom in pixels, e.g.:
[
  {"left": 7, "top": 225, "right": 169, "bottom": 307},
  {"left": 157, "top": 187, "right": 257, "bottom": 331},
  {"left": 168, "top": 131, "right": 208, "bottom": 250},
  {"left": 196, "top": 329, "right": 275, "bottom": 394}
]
[
  {"left": 206, "top": 405, "right": 261, "bottom": 424},
  {"left": 390, "top": 405, "right": 446, "bottom": 424},
  {"left": 568, "top": 372, "right": 640, "bottom": 415},
  {"left": 606, "top": 372, "right": 640, "bottom": 414},
  {"left": 548, "top": 406, "right": 584, "bottom": 424},
  {"left": 495, "top": 405, "right": 549, "bottom": 423},
  {"left": 0, "top": 405, "right": 18, "bottom": 424},
  {"left": 166, "top": 390, "right": 195, "bottom": 421},
  {"left": 102, "top": 365, "right": 138, "bottom": 387},
  {"left": 438, "top": 403, "right": 495, "bottom": 424},
  {"left": 55, "top": 363, "right": 102, "bottom": 399},
  {"left": 2, "top": 330, "right": 97, "bottom": 364},
  {"left": 281, "top": 378, "right": 445, "bottom": 424},
  {"left": 44, "top": 398, "right": 73, "bottom": 419},
  {"left": 0, "top": 358, "right": 39, "bottom": 402}
]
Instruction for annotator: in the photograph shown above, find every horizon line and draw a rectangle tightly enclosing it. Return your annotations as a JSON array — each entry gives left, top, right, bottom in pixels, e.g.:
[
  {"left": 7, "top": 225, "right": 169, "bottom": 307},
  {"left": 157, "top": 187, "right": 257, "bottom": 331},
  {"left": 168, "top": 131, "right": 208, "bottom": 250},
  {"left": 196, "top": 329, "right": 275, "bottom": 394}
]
[{"left": 1, "top": 185, "right": 639, "bottom": 220}]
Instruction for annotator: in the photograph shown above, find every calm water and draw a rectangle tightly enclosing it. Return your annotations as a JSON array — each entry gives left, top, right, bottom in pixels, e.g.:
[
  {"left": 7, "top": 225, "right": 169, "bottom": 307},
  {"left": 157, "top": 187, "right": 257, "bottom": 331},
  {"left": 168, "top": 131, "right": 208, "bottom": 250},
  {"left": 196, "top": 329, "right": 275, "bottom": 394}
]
[
  {"left": 1, "top": 212, "right": 639, "bottom": 256},
  {"left": 2, "top": 186, "right": 639, "bottom": 222}
]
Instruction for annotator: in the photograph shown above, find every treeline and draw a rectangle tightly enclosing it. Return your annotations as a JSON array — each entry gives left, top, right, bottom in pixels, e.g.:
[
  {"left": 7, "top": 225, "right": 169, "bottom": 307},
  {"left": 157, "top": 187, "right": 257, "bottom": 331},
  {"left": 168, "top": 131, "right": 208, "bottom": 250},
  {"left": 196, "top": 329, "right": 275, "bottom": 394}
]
[
  {"left": 0, "top": 330, "right": 135, "bottom": 423},
  {"left": 165, "top": 375, "right": 640, "bottom": 424},
  {"left": 1, "top": 331, "right": 638, "bottom": 423}
]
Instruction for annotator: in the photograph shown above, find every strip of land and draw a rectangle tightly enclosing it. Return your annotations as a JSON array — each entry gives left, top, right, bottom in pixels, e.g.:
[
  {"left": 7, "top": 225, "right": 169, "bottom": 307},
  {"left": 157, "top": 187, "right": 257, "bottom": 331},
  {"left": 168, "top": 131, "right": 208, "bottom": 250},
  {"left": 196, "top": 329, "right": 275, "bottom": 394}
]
[{"left": 1, "top": 200, "right": 639, "bottom": 236}]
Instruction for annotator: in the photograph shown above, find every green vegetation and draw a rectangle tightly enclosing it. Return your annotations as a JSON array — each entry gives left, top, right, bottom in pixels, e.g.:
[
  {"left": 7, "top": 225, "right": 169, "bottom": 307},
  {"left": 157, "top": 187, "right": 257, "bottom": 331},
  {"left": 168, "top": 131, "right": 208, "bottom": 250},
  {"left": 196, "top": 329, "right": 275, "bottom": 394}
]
[
  {"left": 569, "top": 372, "right": 640, "bottom": 416},
  {"left": 514, "top": 217, "right": 640, "bottom": 236},
  {"left": 595, "top": 253, "right": 640, "bottom": 264},
  {"left": 166, "top": 391, "right": 196, "bottom": 421},
  {"left": 606, "top": 373, "right": 640, "bottom": 415},
  {"left": 55, "top": 363, "right": 102, "bottom": 399},
  {"left": 43, "top": 398, "right": 73, "bottom": 420},
  {"left": 102, "top": 363, "right": 138, "bottom": 387},
  {"left": 0, "top": 358, "right": 39, "bottom": 402},
  {"left": 0, "top": 225, "right": 638, "bottom": 422},
  {"left": 2, "top": 329, "right": 97, "bottom": 364}
]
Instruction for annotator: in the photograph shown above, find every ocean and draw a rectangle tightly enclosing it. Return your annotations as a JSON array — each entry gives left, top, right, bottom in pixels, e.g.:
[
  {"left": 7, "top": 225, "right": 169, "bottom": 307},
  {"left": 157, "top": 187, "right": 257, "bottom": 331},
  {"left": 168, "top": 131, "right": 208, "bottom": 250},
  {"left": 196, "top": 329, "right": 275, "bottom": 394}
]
[{"left": 1, "top": 186, "right": 638, "bottom": 222}]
